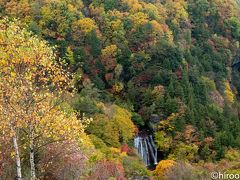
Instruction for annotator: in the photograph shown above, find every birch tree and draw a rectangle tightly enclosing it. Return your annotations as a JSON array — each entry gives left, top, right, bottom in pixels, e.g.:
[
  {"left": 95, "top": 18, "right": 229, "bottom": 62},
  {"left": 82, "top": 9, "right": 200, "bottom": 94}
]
[{"left": 0, "top": 18, "right": 90, "bottom": 179}]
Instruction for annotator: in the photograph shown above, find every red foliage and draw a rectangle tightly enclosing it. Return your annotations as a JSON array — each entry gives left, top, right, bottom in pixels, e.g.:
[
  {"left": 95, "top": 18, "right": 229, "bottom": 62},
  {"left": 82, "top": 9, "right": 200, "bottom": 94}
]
[
  {"left": 91, "top": 68, "right": 100, "bottom": 76},
  {"left": 84, "top": 47, "right": 92, "bottom": 56},
  {"left": 120, "top": 144, "right": 130, "bottom": 153},
  {"left": 39, "top": 141, "right": 88, "bottom": 180},
  {"left": 101, "top": 58, "right": 117, "bottom": 71},
  {"left": 82, "top": 74, "right": 90, "bottom": 82},
  {"left": 175, "top": 68, "right": 182, "bottom": 80},
  {"left": 207, "top": 39, "right": 215, "bottom": 47},
  {"left": 56, "top": 33, "right": 65, "bottom": 41},
  {"left": 105, "top": 73, "right": 114, "bottom": 81},
  {"left": 133, "top": 72, "right": 152, "bottom": 87},
  {"left": 120, "top": 144, "right": 136, "bottom": 156},
  {"left": 88, "top": 160, "right": 125, "bottom": 180}
]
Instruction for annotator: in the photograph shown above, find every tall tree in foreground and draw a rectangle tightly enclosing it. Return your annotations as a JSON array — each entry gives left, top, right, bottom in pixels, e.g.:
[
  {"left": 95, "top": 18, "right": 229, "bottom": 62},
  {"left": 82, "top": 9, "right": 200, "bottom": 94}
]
[{"left": 0, "top": 18, "right": 90, "bottom": 179}]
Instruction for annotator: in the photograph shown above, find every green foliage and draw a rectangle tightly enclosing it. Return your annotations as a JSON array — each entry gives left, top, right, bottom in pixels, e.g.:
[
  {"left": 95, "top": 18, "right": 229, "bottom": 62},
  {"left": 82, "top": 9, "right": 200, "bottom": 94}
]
[
  {"left": 155, "top": 131, "right": 172, "bottom": 152},
  {"left": 122, "top": 156, "right": 150, "bottom": 178},
  {"left": 132, "top": 113, "right": 145, "bottom": 126},
  {"left": 226, "top": 17, "right": 240, "bottom": 39},
  {"left": 200, "top": 76, "right": 216, "bottom": 91},
  {"left": 89, "top": 134, "right": 108, "bottom": 151},
  {"left": 168, "top": 143, "right": 199, "bottom": 162},
  {"left": 73, "top": 81, "right": 101, "bottom": 116}
]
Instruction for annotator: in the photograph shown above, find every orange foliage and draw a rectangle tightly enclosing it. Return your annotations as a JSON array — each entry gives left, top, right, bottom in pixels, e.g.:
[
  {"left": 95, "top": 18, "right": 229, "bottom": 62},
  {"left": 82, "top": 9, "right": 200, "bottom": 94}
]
[{"left": 154, "top": 160, "right": 176, "bottom": 179}]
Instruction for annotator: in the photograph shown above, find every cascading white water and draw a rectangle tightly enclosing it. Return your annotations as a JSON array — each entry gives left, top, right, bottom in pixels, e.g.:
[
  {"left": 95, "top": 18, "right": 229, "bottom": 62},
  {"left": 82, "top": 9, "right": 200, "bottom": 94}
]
[{"left": 134, "top": 135, "right": 158, "bottom": 166}]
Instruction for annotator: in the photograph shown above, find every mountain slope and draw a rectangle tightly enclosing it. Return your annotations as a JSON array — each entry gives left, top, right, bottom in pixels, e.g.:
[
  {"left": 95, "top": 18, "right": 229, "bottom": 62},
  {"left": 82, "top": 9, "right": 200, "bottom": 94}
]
[{"left": 1, "top": 0, "right": 240, "bottom": 178}]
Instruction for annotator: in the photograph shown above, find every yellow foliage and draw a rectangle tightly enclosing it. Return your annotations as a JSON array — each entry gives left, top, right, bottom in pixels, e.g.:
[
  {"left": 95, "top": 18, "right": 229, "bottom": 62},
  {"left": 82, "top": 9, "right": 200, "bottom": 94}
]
[
  {"left": 112, "top": 105, "right": 135, "bottom": 142},
  {"left": 154, "top": 160, "right": 176, "bottom": 179},
  {"left": 201, "top": 76, "right": 216, "bottom": 91},
  {"left": 3, "top": 0, "right": 32, "bottom": 23},
  {"left": 165, "top": 0, "right": 188, "bottom": 26},
  {"left": 38, "top": 0, "right": 84, "bottom": 38},
  {"left": 151, "top": 20, "right": 165, "bottom": 35},
  {"left": 129, "top": 12, "right": 148, "bottom": 28},
  {"left": 152, "top": 85, "right": 165, "bottom": 97},
  {"left": 0, "top": 18, "right": 91, "bottom": 160},
  {"left": 159, "top": 104, "right": 186, "bottom": 132},
  {"left": 111, "top": 19, "right": 123, "bottom": 31},
  {"left": 131, "top": 2, "right": 142, "bottom": 12},
  {"left": 109, "top": 147, "right": 121, "bottom": 154},
  {"left": 88, "top": 105, "right": 135, "bottom": 147},
  {"left": 142, "top": 2, "right": 167, "bottom": 22},
  {"left": 225, "top": 148, "right": 240, "bottom": 161},
  {"left": 122, "top": 0, "right": 142, "bottom": 12},
  {"left": 78, "top": 18, "right": 97, "bottom": 33},
  {"left": 224, "top": 81, "right": 234, "bottom": 103},
  {"left": 37, "top": 103, "right": 91, "bottom": 142},
  {"left": 72, "top": 18, "right": 97, "bottom": 39},
  {"left": 101, "top": 45, "right": 118, "bottom": 58},
  {"left": 89, "top": 4, "right": 105, "bottom": 16},
  {"left": 150, "top": 20, "right": 173, "bottom": 42},
  {"left": 112, "top": 82, "right": 124, "bottom": 93},
  {"left": 159, "top": 113, "right": 177, "bottom": 132},
  {"left": 108, "top": 10, "right": 125, "bottom": 19}
]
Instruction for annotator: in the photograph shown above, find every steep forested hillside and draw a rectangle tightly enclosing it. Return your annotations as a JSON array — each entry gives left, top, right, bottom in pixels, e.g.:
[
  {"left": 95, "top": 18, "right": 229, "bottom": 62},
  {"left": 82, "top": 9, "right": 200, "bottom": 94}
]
[{"left": 1, "top": 0, "right": 240, "bottom": 179}]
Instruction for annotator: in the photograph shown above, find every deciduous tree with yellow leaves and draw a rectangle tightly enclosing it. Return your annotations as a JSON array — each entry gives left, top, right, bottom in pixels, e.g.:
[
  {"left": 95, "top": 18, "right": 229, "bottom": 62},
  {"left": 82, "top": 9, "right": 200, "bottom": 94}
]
[{"left": 0, "top": 18, "right": 91, "bottom": 180}]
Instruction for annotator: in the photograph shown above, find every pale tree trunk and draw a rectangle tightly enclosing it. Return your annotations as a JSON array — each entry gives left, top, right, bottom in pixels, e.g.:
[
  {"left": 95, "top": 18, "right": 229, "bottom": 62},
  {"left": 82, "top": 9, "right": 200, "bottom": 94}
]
[
  {"left": 30, "top": 145, "right": 36, "bottom": 180},
  {"left": 29, "top": 124, "right": 36, "bottom": 180},
  {"left": 12, "top": 136, "right": 22, "bottom": 180}
]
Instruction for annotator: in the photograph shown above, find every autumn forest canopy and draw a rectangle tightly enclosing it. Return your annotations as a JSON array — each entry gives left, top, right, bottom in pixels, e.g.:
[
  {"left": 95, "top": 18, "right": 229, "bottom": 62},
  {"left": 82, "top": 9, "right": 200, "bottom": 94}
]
[{"left": 1, "top": 0, "right": 240, "bottom": 179}]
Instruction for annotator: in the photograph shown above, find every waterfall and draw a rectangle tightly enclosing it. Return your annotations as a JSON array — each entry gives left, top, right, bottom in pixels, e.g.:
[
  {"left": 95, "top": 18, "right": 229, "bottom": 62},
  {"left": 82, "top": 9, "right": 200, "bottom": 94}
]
[
  {"left": 134, "top": 135, "right": 158, "bottom": 166},
  {"left": 149, "top": 135, "right": 158, "bottom": 165}
]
